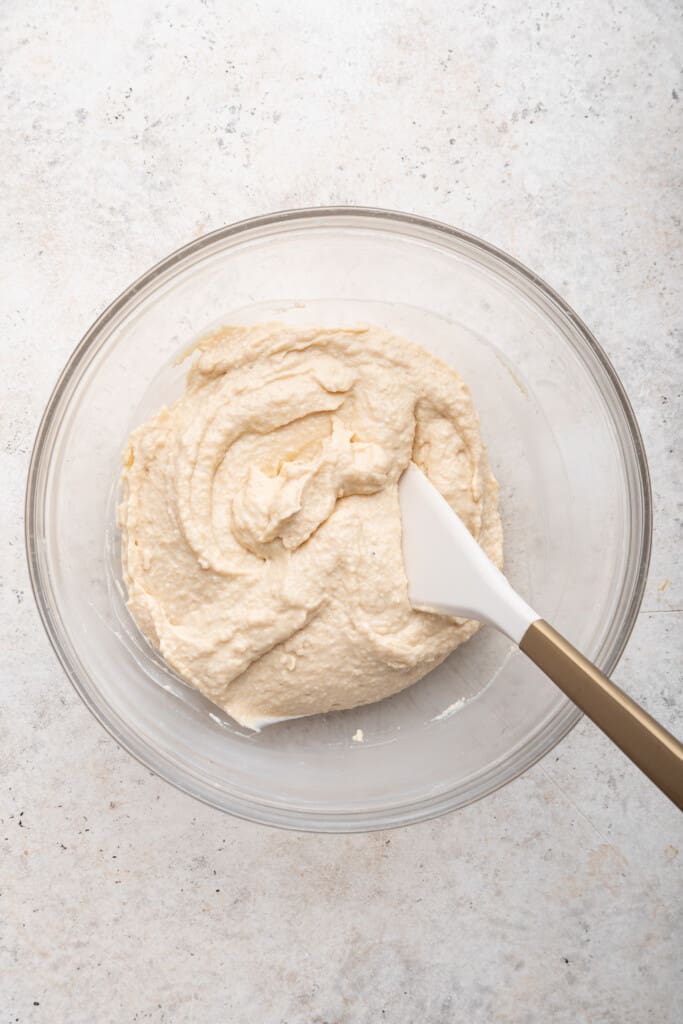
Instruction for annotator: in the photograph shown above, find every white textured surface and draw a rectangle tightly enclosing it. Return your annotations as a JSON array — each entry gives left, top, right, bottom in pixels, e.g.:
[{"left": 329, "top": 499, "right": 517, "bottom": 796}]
[{"left": 1, "top": 2, "right": 682, "bottom": 1021}]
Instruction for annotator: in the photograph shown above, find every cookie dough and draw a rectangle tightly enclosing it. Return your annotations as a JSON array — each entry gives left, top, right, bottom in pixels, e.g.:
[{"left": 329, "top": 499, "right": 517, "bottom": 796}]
[{"left": 118, "top": 324, "right": 503, "bottom": 728}]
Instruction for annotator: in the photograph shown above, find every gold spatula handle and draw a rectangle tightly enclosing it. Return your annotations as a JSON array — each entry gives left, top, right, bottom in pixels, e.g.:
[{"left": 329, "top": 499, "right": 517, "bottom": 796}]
[{"left": 520, "top": 620, "right": 683, "bottom": 810}]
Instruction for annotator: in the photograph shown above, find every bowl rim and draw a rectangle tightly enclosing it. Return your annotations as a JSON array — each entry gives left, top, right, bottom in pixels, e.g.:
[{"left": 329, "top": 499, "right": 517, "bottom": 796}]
[{"left": 25, "top": 205, "right": 652, "bottom": 832}]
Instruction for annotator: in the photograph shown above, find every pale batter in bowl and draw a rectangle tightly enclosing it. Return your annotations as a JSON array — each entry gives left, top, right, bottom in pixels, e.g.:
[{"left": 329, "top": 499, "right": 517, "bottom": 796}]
[
  {"left": 119, "top": 323, "right": 503, "bottom": 728},
  {"left": 28, "top": 208, "right": 651, "bottom": 829}
]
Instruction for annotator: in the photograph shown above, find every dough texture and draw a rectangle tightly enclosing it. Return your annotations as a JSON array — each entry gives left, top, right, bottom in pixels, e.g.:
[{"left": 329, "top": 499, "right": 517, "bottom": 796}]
[{"left": 119, "top": 324, "right": 503, "bottom": 728}]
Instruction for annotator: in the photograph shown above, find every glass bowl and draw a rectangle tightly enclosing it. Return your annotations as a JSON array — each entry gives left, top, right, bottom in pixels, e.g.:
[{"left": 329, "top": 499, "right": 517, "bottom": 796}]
[{"left": 25, "top": 208, "right": 651, "bottom": 832}]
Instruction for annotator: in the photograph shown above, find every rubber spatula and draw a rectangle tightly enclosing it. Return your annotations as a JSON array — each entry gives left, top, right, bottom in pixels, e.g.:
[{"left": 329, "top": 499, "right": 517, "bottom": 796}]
[{"left": 398, "top": 463, "right": 683, "bottom": 810}]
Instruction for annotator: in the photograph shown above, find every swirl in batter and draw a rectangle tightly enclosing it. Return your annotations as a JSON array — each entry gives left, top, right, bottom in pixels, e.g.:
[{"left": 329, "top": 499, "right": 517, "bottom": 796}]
[{"left": 119, "top": 324, "right": 503, "bottom": 728}]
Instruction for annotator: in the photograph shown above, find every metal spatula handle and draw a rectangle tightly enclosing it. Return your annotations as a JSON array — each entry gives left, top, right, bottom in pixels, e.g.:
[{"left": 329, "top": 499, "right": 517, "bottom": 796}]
[{"left": 521, "top": 620, "right": 683, "bottom": 810}]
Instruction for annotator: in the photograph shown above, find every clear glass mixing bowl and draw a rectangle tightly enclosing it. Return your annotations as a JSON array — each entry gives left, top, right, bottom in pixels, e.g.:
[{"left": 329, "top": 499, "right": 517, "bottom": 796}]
[{"left": 25, "top": 208, "right": 651, "bottom": 831}]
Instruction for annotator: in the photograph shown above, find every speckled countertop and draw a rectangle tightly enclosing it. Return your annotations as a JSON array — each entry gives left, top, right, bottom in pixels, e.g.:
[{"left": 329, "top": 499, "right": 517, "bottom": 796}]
[{"left": 1, "top": 2, "right": 682, "bottom": 1021}]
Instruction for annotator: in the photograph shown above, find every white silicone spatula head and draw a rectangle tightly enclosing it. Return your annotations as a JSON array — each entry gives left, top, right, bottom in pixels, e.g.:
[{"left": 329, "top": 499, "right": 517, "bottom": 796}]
[
  {"left": 397, "top": 462, "right": 683, "bottom": 810},
  {"left": 398, "top": 463, "right": 537, "bottom": 643}
]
